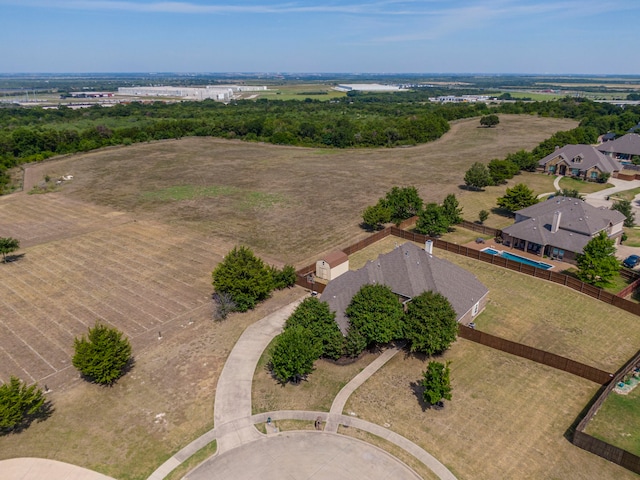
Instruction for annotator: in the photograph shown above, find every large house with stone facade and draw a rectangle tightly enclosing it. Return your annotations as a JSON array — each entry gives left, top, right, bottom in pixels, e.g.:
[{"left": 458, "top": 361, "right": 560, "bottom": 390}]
[
  {"left": 538, "top": 144, "right": 621, "bottom": 180},
  {"left": 501, "top": 196, "right": 625, "bottom": 263},
  {"left": 597, "top": 133, "right": 640, "bottom": 163},
  {"left": 321, "top": 242, "right": 489, "bottom": 335}
]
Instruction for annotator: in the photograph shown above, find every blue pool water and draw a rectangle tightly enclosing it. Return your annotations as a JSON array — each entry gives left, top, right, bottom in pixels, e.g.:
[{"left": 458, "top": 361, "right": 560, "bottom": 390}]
[{"left": 481, "top": 248, "right": 554, "bottom": 270}]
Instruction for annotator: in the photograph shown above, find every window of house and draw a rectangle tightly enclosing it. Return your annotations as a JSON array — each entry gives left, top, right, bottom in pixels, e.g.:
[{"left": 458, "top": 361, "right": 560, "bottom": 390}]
[{"left": 590, "top": 171, "right": 598, "bottom": 178}]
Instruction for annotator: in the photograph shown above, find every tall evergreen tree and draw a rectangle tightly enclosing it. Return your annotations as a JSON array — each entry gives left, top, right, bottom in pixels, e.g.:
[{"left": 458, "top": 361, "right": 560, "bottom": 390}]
[{"left": 72, "top": 323, "right": 132, "bottom": 385}]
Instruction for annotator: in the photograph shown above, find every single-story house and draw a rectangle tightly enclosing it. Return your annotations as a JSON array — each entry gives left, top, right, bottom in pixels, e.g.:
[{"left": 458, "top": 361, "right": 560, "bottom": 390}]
[
  {"left": 538, "top": 144, "right": 621, "bottom": 180},
  {"left": 501, "top": 196, "right": 625, "bottom": 263},
  {"left": 321, "top": 242, "right": 489, "bottom": 335},
  {"left": 597, "top": 133, "right": 640, "bottom": 162},
  {"left": 316, "top": 250, "right": 349, "bottom": 281}
]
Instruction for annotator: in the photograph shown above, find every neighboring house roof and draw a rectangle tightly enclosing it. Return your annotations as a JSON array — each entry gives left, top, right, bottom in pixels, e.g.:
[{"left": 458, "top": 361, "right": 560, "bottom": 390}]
[
  {"left": 602, "top": 132, "right": 617, "bottom": 142},
  {"left": 502, "top": 196, "right": 626, "bottom": 253},
  {"left": 538, "top": 144, "right": 621, "bottom": 174},
  {"left": 320, "top": 250, "right": 348, "bottom": 268},
  {"left": 321, "top": 242, "right": 489, "bottom": 335},
  {"left": 597, "top": 133, "right": 640, "bottom": 157}
]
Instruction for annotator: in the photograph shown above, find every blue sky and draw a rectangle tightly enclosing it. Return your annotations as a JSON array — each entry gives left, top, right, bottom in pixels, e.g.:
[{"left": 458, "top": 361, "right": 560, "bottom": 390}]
[{"left": 1, "top": 0, "right": 639, "bottom": 74}]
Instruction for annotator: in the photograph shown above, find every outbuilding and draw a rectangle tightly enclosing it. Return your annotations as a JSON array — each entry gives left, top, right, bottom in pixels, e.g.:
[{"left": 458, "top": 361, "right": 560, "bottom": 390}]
[{"left": 316, "top": 251, "right": 349, "bottom": 281}]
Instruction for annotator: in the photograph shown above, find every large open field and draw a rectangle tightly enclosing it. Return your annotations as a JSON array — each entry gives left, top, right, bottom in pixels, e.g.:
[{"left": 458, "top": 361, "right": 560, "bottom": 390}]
[
  {"left": 1, "top": 113, "right": 599, "bottom": 479},
  {"left": 24, "top": 115, "right": 577, "bottom": 265}
]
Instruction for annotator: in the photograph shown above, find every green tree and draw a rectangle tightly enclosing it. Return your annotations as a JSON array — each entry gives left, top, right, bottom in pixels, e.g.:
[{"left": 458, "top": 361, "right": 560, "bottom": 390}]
[
  {"left": 270, "top": 264, "right": 297, "bottom": 290},
  {"left": 0, "top": 237, "right": 20, "bottom": 263},
  {"left": 611, "top": 199, "right": 635, "bottom": 228},
  {"left": 415, "top": 203, "right": 449, "bottom": 237},
  {"left": 497, "top": 183, "right": 538, "bottom": 213},
  {"left": 441, "top": 194, "right": 463, "bottom": 226},
  {"left": 285, "top": 297, "right": 344, "bottom": 359},
  {"left": 464, "top": 162, "right": 492, "bottom": 191},
  {"left": 506, "top": 150, "right": 537, "bottom": 172},
  {"left": 576, "top": 231, "right": 620, "bottom": 287},
  {"left": 382, "top": 186, "right": 424, "bottom": 224},
  {"left": 72, "top": 323, "right": 132, "bottom": 385},
  {"left": 345, "top": 284, "right": 404, "bottom": 352},
  {"left": 421, "top": 361, "right": 452, "bottom": 406},
  {"left": 480, "top": 114, "right": 500, "bottom": 127},
  {"left": 488, "top": 159, "right": 519, "bottom": 185},
  {"left": 362, "top": 203, "right": 392, "bottom": 230},
  {"left": 558, "top": 188, "right": 583, "bottom": 199},
  {"left": 270, "top": 325, "right": 322, "bottom": 383},
  {"left": 0, "top": 376, "right": 46, "bottom": 433},
  {"left": 478, "top": 209, "right": 490, "bottom": 224},
  {"left": 404, "top": 291, "right": 458, "bottom": 355},
  {"left": 212, "top": 246, "right": 275, "bottom": 311}
]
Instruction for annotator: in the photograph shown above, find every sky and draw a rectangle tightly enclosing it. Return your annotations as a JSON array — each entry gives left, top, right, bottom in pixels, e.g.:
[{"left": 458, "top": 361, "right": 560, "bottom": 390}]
[{"left": 1, "top": 0, "right": 639, "bottom": 74}]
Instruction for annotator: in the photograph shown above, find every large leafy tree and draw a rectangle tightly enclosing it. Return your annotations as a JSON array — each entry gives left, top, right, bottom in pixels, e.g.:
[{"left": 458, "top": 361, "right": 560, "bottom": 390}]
[
  {"left": 285, "top": 297, "right": 344, "bottom": 359},
  {"left": 404, "top": 291, "right": 458, "bottom": 356},
  {"left": 480, "top": 114, "right": 499, "bottom": 127},
  {"left": 488, "top": 159, "right": 519, "bottom": 185},
  {"left": 441, "top": 194, "right": 463, "bottom": 226},
  {"left": 382, "top": 186, "right": 424, "bottom": 224},
  {"left": 421, "top": 361, "right": 452, "bottom": 406},
  {"left": 576, "top": 231, "right": 620, "bottom": 287},
  {"left": 464, "top": 162, "right": 492, "bottom": 191},
  {"left": 497, "top": 183, "right": 538, "bottom": 213},
  {"left": 212, "top": 246, "right": 275, "bottom": 312},
  {"left": 415, "top": 203, "right": 449, "bottom": 237},
  {"left": 362, "top": 203, "right": 392, "bottom": 230},
  {"left": 345, "top": 284, "right": 404, "bottom": 354},
  {"left": 270, "top": 325, "right": 322, "bottom": 384},
  {"left": 0, "top": 237, "right": 20, "bottom": 263},
  {"left": 0, "top": 376, "right": 46, "bottom": 433},
  {"left": 72, "top": 323, "right": 132, "bottom": 385},
  {"left": 611, "top": 199, "right": 635, "bottom": 228},
  {"left": 506, "top": 150, "right": 537, "bottom": 172}
]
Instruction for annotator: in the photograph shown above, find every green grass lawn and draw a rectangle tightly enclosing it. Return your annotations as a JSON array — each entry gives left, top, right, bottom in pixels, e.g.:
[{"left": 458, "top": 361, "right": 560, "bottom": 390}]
[
  {"left": 457, "top": 172, "right": 556, "bottom": 228},
  {"left": 558, "top": 176, "right": 614, "bottom": 194},
  {"left": 623, "top": 227, "right": 640, "bottom": 247},
  {"left": 610, "top": 187, "right": 640, "bottom": 202},
  {"left": 585, "top": 384, "right": 640, "bottom": 456}
]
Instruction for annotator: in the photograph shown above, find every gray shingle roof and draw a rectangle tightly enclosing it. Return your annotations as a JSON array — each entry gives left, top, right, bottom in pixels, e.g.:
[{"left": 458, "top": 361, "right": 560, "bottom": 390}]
[
  {"left": 538, "top": 144, "right": 621, "bottom": 174},
  {"left": 321, "top": 242, "right": 489, "bottom": 335},
  {"left": 502, "top": 196, "right": 625, "bottom": 253},
  {"left": 597, "top": 133, "right": 640, "bottom": 157}
]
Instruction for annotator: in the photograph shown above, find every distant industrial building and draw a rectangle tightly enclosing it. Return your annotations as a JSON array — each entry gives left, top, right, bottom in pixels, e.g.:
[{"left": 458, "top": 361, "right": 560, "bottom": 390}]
[
  {"left": 429, "top": 95, "right": 492, "bottom": 103},
  {"left": 334, "top": 84, "right": 404, "bottom": 92},
  {"left": 116, "top": 85, "right": 268, "bottom": 102}
]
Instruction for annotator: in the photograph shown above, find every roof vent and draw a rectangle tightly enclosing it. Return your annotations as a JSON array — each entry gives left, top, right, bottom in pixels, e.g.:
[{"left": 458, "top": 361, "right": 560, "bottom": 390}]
[{"left": 405, "top": 251, "right": 408, "bottom": 256}]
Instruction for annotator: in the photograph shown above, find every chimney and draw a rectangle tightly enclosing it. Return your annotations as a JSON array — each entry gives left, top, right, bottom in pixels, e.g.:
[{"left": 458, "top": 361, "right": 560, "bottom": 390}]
[
  {"left": 425, "top": 240, "right": 433, "bottom": 255},
  {"left": 552, "top": 211, "right": 561, "bottom": 233}
]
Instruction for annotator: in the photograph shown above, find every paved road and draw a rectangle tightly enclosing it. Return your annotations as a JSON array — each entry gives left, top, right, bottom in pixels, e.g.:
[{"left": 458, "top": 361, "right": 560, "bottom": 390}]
[
  {"left": 184, "top": 432, "right": 422, "bottom": 480},
  {"left": 0, "top": 458, "right": 116, "bottom": 480}
]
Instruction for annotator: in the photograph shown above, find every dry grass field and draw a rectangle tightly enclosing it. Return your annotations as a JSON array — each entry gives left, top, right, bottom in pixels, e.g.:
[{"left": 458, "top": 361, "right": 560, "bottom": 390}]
[
  {"left": 1, "top": 113, "right": 600, "bottom": 479},
  {"left": 25, "top": 115, "right": 577, "bottom": 265},
  {"left": 344, "top": 341, "right": 636, "bottom": 480}
]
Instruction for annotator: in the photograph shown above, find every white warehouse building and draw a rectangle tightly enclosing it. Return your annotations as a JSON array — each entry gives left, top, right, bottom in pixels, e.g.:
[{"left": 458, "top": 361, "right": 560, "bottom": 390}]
[{"left": 117, "top": 86, "right": 235, "bottom": 102}]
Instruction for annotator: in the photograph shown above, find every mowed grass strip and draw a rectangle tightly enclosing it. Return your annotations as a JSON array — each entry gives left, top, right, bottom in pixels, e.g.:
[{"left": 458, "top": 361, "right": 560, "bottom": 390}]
[
  {"left": 344, "top": 340, "right": 636, "bottom": 480},
  {"left": 252, "top": 338, "right": 380, "bottom": 414},
  {"left": 558, "top": 176, "right": 614, "bottom": 194},
  {"left": 585, "top": 385, "right": 640, "bottom": 456}
]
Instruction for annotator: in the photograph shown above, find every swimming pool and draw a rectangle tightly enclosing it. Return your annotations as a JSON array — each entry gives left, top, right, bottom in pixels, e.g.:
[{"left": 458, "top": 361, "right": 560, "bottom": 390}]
[{"left": 481, "top": 248, "right": 554, "bottom": 270}]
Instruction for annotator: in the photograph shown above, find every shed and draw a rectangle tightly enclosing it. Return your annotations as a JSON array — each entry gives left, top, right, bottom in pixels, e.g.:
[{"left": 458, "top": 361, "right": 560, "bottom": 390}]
[{"left": 316, "top": 251, "right": 349, "bottom": 281}]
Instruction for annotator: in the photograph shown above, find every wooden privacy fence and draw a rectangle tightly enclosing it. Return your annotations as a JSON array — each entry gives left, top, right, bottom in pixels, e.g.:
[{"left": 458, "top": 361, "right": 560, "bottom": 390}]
[
  {"left": 572, "top": 349, "right": 640, "bottom": 475},
  {"left": 390, "top": 227, "right": 640, "bottom": 317},
  {"left": 296, "top": 222, "right": 640, "bottom": 317},
  {"left": 458, "top": 220, "right": 500, "bottom": 237},
  {"left": 458, "top": 326, "right": 613, "bottom": 385}
]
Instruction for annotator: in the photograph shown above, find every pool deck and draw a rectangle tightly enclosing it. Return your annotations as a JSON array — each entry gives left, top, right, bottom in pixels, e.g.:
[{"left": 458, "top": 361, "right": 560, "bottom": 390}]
[{"left": 463, "top": 240, "right": 575, "bottom": 272}]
